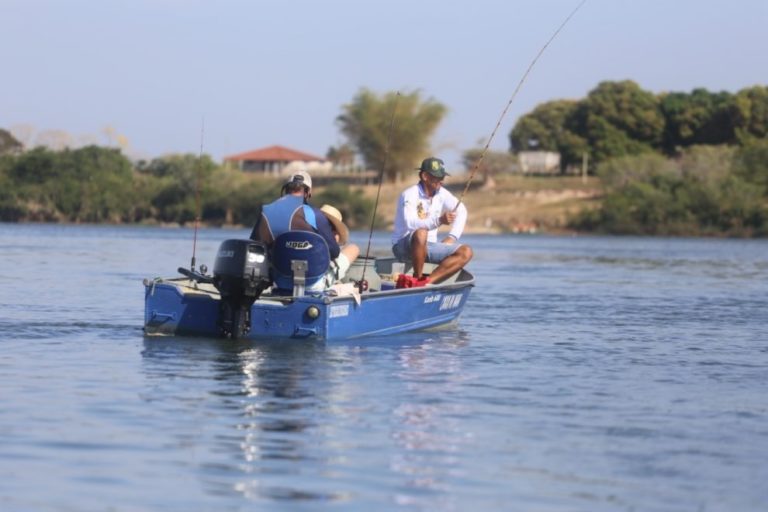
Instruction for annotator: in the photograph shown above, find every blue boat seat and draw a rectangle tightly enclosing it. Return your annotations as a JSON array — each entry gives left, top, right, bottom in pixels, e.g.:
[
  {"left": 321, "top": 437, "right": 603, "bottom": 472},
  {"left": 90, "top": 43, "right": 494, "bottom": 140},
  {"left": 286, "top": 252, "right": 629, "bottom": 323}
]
[{"left": 271, "top": 230, "right": 331, "bottom": 295}]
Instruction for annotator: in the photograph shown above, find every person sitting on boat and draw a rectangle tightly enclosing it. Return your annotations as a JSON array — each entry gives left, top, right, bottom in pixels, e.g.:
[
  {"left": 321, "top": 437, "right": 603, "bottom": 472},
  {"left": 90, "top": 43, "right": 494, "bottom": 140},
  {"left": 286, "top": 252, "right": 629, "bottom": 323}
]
[
  {"left": 250, "top": 170, "right": 340, "bottom": 274},
  {"left": 319, "top": 204, "right": 360, "bottom": 289},
  {"left": 391, "top": 157, "right": 473, "bottom": 287}
]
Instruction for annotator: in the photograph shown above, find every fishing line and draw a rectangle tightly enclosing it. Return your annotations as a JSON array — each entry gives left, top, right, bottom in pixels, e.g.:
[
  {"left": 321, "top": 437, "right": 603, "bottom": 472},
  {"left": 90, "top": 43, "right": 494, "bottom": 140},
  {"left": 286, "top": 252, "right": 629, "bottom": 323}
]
[
  {"left": 455, "top": 0, "right": 587, "bottom": 208},
  {"left": 190, "top": 116, "right": 205, "bottom": 273},
  {"left": 359, "top": 91, "right": 401, "bottom": 290}
]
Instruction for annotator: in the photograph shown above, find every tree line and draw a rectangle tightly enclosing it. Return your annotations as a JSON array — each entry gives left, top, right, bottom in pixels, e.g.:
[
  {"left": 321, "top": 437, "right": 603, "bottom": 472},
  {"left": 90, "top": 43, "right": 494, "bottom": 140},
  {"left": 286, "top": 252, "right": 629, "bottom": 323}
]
[
  {"left": 506, "top": 80, "right": 767, "bottom": 237},
  {"left": 509, "top": 80, "right": 768, "bottom": 170},
  {"left": 570, "top": 142, "right": 768, "bottom": 236},
  {"left": 0, "top": 144, "right": 374, "bottom": 228},
  {"left": 2, "top": 80, "right": 767, "bottom": 236}
]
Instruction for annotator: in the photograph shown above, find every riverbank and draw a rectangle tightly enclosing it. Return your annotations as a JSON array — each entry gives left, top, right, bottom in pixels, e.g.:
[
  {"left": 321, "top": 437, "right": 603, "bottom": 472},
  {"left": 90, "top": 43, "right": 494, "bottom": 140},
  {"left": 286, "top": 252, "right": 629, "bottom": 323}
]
[
  {"left": 3, "top": 175, "right": 603, "bottom": 235},
  {"left": 359, "top": 175, "right": 602, "bottom": 235},
  {"left": 131, "top": 175, "right": 603, "bottom": 235}
]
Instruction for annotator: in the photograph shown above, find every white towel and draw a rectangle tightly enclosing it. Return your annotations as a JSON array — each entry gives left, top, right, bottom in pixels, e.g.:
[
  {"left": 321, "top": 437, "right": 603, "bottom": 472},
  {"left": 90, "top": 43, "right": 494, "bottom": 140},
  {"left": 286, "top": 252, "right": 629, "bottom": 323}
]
[{"left": 328, "top": 282, "right": 362, "bottom": 305}]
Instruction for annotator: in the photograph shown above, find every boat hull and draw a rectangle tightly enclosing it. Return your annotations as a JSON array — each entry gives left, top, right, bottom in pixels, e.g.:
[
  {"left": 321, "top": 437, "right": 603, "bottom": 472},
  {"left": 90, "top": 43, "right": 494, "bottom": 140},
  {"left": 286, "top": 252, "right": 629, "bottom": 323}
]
[{"left": 144, "top": 272, "right": 473, "bottom": 340}]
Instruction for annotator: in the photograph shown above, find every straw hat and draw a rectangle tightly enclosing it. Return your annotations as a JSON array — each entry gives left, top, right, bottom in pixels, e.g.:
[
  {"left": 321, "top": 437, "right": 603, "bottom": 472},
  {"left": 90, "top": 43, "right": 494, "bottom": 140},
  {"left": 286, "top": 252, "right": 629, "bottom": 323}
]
[{"left": 320, "top": 204, "right": 349, "bottom": 245}]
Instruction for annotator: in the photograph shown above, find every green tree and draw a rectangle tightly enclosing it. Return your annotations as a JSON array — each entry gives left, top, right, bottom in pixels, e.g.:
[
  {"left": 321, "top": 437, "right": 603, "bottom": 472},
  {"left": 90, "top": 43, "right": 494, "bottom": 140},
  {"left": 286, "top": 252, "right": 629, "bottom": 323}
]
[
  {"left": 510, "top": 100, "right": 577, "bottom": 151},
  {"left": 510, "top": 81, "right": 668, "bottom": 170},
  {"left": 4, "top": 147, "right": 59, "bottom": 220},
  {"left": 572, "top": 80, "right": 665, "bottom": 163},
  {"left": 660, "top": 88, "right": 741, "bottom": 152},
  {"left": 203, "top": 170, "right": 281, "bottom": 227},
  {"left": 582, "top": 115, "right": 657, "bottom": 165},
  {"left": 571, "top": 146, "right": 768, "bottom": 236},
  {"left": 732, "top": 138, "right": 768, "bottom": 195},
  {"left": 326, "top": 143, "right": 357, "bottom": 170},
  {"left": 130, "top": 172, "right": 161, "bottom": 223},
  {"left": 678, "top": 144, "right": 736, "bottom": 184},
  {"left": 136, "top": 153, "right": 216, "bottom": 182},
  {"left": 62, "top": 145, "right": 135, "bottom": 222},
  {"left": 0, "top": 154, "right": 25, "bottom": 220},
  {"left": 8, "top": 146, "right": 58, "bottom": 184},
  {"left": 137, "top": 153, "right": 218, "bottom": 224},
  {"left": 596, "top": 151, "right": 678, "bottom": 189},
  {"left": 510, "top": 82, "right": 768, "bottom": 177},
  {"left": 336, "top": 88, "right": 447, "bottom": 182},
  {"left": 313, "top": 182, "right": 376, "bottom": 230},
  {"left": 509, "top": 99, "right": 588, "bottom": 171},
  {"left": 0, "top": 129, "right": 23, "bottom": 156},
  {"left": 584, "top": 80, "right": 665, "bottom": 143},
  {"left": 4, "top": 145, "right": 135, "bottom": 222},
  {"left": 574, "top": 154, "right": 691, "bottom": 235},
  {"left": 735, "top": 85, "right": 768, "bottom": 142}
]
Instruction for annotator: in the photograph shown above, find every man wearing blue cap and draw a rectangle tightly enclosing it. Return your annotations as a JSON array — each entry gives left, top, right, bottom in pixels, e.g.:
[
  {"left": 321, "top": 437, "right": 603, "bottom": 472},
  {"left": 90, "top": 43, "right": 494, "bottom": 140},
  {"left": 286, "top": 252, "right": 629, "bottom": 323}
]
[{"left": 391, "top": 157, "right": 473, "bottom": 286}]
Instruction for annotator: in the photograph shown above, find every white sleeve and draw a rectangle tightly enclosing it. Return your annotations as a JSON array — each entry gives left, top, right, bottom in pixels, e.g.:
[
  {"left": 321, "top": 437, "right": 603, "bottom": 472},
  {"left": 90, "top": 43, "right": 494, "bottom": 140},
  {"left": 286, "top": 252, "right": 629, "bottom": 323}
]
[
  {"left": 449, "top": 202, "right": 467, "bottom": 240},
  {"left": 441, "top": 190, "right": 467, "bottom": 240}
]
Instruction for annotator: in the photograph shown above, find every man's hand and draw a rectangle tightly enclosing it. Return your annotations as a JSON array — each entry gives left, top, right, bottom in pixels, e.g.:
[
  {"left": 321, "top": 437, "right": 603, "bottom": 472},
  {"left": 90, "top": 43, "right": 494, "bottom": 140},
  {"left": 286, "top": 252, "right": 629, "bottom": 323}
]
[{"left": 439, "top": 211, "right": 457, "bottom": 225}]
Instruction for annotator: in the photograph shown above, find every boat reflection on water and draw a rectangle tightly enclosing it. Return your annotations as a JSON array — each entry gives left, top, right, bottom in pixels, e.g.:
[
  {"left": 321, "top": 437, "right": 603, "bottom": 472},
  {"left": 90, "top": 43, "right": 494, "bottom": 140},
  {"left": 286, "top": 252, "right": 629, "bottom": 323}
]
[{"left": 140, "top": 330, "right": 471, "bottom": 504}]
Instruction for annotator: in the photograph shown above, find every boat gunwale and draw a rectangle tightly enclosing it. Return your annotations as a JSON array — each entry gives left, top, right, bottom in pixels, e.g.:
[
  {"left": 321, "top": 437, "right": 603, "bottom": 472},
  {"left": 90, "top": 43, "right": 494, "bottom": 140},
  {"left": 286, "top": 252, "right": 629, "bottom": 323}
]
[{"left": 147, "top": 272, "right": 475, "bottom": 306}]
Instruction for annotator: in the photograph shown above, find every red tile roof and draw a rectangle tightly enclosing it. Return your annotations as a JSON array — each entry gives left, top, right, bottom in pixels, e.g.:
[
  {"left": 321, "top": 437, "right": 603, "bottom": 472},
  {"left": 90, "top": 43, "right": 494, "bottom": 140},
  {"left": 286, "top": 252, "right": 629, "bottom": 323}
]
[{"left": 224, "top": 145, "right": 325, "bottom": 162}]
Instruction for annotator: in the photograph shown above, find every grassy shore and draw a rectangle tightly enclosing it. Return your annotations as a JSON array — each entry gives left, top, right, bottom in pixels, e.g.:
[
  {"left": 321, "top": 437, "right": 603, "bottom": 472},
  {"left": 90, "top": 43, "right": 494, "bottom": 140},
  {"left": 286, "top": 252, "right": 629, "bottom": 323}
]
[{"left": 357, "top": 175, "right": 603, "bottom": 235}]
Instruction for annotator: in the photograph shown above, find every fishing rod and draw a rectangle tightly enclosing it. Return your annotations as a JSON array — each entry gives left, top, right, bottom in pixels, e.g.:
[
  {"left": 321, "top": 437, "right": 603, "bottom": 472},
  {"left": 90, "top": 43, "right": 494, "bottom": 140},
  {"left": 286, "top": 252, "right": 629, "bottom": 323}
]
[
  {"left": 455, "top": 0, "right": 587, "bottom": 209},
  {"left": 359, "top": 91, "right": 401, "bottom": 291},
  {"left": 189, "top": 117, "right": 205, "bottom": 273}
]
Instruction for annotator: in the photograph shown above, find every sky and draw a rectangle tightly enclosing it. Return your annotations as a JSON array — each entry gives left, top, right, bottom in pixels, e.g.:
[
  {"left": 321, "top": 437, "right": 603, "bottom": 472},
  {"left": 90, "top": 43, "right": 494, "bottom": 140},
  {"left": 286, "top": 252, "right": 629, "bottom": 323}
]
[{"left": 3, "top": 0, "right": 767, "bottom": 172}]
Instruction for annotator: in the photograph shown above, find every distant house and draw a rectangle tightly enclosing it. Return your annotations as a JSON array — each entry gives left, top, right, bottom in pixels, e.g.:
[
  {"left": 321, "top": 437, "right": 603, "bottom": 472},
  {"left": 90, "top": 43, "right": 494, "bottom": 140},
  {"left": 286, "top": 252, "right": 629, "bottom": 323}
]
[
  {"left": 223, "top": 145, "right": 332, "bottom": 175},
  {"left": 517, "top": 151, "right": 561, "bottom": 174}
]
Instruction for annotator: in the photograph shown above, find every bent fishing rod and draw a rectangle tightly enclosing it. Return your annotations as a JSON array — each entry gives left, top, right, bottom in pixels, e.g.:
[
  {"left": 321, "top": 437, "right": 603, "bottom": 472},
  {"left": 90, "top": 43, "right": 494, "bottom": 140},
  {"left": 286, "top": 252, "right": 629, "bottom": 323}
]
[
  {"left": 359, "top": 91, "right": 401, "bottom": 291},
  {"left": 455, "top": 0, "right": 587, "bottom": 209}
]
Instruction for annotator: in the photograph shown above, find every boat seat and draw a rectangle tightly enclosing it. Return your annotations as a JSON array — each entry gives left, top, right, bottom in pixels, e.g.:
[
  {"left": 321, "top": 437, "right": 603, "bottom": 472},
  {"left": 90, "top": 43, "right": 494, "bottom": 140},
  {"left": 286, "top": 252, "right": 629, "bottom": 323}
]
[{"left": 271, "top": 230, "right": 330, "bottom": 296}]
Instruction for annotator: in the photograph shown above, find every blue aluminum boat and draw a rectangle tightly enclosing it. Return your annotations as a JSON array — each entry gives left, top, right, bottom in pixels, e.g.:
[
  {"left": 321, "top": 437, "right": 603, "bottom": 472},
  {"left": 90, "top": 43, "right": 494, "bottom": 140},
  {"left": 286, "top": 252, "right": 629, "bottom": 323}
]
[{"left": 143, "top": 236, "right": 474, "bottom": 341}]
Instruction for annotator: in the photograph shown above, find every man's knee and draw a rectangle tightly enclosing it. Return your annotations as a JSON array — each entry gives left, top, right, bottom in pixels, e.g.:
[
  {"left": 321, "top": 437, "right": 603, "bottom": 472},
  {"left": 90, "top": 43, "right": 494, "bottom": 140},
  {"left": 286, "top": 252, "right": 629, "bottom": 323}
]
[
  {"left": 411, "top": 229, "right": 428, "bottom": 245},
  {"left": 457, "top": 245, "right": 473, "bottom": 264}
]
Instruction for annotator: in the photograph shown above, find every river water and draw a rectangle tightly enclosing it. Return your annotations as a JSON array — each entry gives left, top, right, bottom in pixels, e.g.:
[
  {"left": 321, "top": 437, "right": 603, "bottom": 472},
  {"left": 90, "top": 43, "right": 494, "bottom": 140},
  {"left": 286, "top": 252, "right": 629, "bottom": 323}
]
[{"left": 0, "top": 223, "right": 766, "bottom": 511}]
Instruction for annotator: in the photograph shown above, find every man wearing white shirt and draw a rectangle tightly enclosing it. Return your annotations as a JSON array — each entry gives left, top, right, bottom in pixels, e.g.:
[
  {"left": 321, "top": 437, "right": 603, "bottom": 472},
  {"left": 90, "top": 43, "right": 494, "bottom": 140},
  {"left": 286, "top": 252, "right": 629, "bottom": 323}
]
[{"left": 391, "top": 157, "right": 473, "bottom": 286}]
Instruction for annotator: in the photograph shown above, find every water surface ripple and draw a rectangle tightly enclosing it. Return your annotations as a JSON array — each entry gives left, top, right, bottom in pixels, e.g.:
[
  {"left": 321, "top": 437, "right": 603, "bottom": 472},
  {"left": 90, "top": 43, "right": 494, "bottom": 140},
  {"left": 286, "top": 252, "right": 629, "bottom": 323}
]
[{"left": 0, "top": 224, "right": 766, "bottom": 511}]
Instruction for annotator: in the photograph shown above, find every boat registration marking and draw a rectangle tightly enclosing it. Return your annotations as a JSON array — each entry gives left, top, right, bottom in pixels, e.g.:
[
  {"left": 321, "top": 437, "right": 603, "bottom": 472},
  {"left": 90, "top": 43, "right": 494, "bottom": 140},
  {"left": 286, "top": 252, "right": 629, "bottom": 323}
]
[
  {"left": 330, "top": 304, "right": 349, "bottom": 318},
  {"left": 439, "top": 293, "right": 463, "bottom": 311},
  {"left": 423, "top": 293, "right": 442, "bottom": 304}
]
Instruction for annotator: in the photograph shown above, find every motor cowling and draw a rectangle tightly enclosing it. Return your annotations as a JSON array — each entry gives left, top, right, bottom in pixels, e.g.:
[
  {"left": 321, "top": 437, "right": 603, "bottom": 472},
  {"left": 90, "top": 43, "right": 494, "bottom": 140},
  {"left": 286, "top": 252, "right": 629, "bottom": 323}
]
[{"left": 212, "top": 239, "right": 272, "bottom": 338}]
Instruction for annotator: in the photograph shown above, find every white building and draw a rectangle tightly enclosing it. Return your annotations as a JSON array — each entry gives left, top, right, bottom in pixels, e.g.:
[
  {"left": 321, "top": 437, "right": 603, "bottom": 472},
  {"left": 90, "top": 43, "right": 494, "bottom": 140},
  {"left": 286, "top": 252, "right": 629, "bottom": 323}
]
[{"left": 517, "top": 151, "right": 561, "bottom": 174}]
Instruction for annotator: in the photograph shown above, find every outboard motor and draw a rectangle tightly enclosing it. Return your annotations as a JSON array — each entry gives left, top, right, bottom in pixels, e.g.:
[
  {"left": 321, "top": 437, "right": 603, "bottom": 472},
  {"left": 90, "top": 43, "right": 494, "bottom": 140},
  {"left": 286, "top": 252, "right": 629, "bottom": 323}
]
[{"left": 212, "top": 239, "right": 271, "bottom": 339}]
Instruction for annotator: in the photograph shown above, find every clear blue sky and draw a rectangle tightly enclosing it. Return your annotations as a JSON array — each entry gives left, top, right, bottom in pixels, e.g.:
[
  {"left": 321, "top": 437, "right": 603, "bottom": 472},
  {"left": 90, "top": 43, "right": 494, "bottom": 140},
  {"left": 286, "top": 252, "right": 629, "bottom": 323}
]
[{"left": 3, "top": 0, "right": 767, "bottom": 171}]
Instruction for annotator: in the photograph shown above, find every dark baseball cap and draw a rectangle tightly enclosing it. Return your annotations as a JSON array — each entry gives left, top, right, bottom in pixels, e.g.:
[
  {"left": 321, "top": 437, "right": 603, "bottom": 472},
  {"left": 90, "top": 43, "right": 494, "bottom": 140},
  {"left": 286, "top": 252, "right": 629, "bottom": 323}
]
[{"left": 416, "top": 157, "right": 449, "bottom": 178}]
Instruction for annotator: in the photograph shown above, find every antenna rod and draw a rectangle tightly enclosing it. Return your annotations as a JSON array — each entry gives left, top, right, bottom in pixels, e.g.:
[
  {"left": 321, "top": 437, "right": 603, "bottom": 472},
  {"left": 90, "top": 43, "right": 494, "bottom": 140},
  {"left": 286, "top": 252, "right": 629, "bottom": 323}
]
[{"left": 190, "top": 116, "right": 205, "bottom": 273}]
